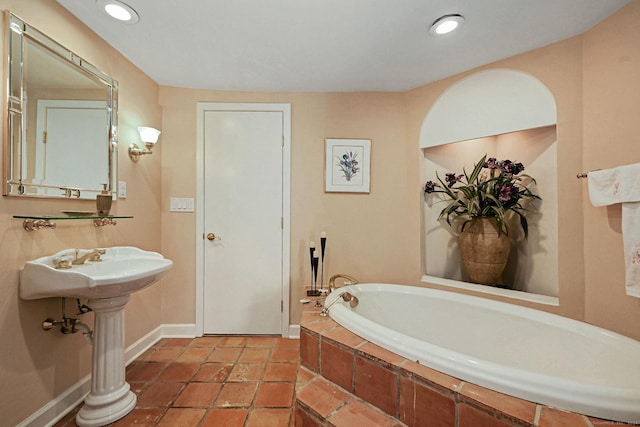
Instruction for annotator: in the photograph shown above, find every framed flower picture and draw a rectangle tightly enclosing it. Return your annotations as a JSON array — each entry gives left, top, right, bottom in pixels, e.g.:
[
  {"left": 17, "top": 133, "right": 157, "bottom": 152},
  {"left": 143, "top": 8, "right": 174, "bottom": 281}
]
[{"left": 325, "top": 138, "right": 371, "bottom": 193}]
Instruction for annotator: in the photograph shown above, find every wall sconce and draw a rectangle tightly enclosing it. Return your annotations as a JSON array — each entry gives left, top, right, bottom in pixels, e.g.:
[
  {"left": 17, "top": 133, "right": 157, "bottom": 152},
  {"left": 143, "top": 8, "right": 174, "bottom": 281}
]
[{"left": 128, "top": 127, "right": 161, "bottom": 162}]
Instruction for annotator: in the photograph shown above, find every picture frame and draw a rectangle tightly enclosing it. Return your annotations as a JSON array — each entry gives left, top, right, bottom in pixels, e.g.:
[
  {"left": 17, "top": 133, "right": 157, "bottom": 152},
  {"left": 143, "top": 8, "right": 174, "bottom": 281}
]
[{"left": 325, "top": 138, "right": 371, "bottom": 193}]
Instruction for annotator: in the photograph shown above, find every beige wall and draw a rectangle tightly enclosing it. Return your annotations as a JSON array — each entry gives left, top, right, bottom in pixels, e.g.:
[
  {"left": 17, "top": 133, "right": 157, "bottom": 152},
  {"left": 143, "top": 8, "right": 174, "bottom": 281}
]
[
  {"left": 582, "top": 3, "right": 640, "bottom": 337},
  {"left": 159, "top": 89, "right": 415, "bottom": 326},
  {"left": 0, "top": 1, "right": 162, "bottom": 425}
]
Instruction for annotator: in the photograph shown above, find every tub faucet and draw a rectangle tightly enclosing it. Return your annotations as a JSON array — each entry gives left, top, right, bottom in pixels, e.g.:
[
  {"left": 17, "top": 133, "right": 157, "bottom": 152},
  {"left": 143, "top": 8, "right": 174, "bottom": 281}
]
[
  {"left": 73, "top": 249, "right": 106, "bottom": 265},
  {"left": 328, "top": 273, "right": 359, "bottom": 290},
  {"left": 320, "top": 291, "right": 359, "bottom": 317}
]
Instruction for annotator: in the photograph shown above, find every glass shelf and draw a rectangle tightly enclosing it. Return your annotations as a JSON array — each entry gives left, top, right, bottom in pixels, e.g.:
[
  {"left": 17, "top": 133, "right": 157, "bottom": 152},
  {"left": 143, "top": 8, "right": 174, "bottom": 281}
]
[
  {"left": 14, "top": 214, "right": 133, "bottom": 220},
  {"left": 14, "top": 214, "right": 133, "bottom": 231}
]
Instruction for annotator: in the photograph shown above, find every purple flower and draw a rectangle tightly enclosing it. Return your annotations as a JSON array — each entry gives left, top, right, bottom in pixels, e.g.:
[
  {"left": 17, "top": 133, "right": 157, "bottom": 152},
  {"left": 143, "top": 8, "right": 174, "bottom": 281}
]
[
  {"left": 499, "top": 160, "right": 525, "bottom": 175},
  {"left": 424, "top": 180, "right": 436, "bottom": 193},
  {"left": 445, "top": 173, "right": 460, "bottom": 188},
  {"left": 484, "top": 157, "right": 498, "bottom": 169},
  {"left": 423, "top": 154, "right": 538, "bottom": 238},
  {"left": 495, "top": 182, "right": 519, "bottom": 202},
  {"left": 498, "top": 160, "right": 512, "bottom": 174},
  {"left": 512, "top": 162, "right": 525, "bottom": 175}
]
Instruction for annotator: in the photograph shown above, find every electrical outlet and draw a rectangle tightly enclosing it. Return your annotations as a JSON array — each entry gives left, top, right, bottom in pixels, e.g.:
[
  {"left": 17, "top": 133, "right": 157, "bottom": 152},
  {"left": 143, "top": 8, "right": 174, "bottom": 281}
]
[{"left": 118, "top": 181, "right": 127, "bottom": 198}]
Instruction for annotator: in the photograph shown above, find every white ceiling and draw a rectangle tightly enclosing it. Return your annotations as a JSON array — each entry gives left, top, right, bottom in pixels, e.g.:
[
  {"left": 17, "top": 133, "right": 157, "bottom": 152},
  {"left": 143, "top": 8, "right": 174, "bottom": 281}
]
[{"left": 56, "top": 0, "right": 629, "bottom": 92}]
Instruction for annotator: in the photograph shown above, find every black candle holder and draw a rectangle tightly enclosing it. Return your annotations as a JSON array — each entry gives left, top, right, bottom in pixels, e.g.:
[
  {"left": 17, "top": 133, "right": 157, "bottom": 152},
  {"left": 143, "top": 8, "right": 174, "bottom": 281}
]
[
  {"left": 307, "top": 242, "right": 321, "bottom": 296},
  {"left": 320, "top": 236, "right": 326, "bottom": 291}
]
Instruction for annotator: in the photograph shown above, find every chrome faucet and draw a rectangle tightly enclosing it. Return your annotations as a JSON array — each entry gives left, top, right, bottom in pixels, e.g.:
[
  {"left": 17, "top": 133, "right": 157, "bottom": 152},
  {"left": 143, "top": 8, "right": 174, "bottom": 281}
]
[{"left": 73, "top": 249, "right": 106, "bottom": 265}]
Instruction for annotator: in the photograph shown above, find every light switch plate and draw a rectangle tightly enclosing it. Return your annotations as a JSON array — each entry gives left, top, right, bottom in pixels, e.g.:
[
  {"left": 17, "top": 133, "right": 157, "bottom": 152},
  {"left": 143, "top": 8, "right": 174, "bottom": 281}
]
[
  {"left": 170, "top": 197, "right": 195, "bottom": 212},
  {"left": 118, "top": 181, "right": 127, "bottom": 198}
]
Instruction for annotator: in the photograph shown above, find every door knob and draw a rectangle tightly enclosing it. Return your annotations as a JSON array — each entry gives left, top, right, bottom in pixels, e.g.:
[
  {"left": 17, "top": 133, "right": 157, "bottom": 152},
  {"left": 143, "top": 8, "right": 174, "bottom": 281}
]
[{"left": 207, "top": 233, "right": 221, "bottom": 241}]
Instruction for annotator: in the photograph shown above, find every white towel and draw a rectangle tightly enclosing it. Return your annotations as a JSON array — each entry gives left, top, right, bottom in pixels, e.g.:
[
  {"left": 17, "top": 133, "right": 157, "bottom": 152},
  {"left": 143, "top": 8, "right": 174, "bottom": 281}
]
[
  {"left": 588, "top": 163, "right": 640, "bottom": 206},
  {"left": 588, "top": 163, "right": 640, "bottom": 297},
  {"left": 622, "top": 203, "right": 640, "bottom": 298}
]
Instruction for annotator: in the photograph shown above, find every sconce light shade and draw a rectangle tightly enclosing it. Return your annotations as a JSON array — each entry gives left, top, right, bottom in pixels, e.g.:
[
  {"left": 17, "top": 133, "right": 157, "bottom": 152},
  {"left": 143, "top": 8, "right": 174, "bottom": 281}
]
[
  {"left": 137, "top": 127, "right": 161, "bottom": 145},
  {"left": 129, "top": 126, "right": 161, "bottom": 162}
]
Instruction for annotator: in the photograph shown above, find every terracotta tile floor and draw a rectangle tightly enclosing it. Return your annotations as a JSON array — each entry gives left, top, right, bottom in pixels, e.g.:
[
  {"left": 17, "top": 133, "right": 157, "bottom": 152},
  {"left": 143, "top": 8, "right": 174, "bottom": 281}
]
[{"left": 54, "top": 336, "right": 300, "bottom": 427}]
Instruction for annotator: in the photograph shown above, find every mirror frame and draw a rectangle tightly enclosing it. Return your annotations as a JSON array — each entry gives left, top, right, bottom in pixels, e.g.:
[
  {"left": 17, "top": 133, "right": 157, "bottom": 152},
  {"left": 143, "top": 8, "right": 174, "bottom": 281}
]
[{"left": 2, "top": 11, "right": 118, "bottom": 199}]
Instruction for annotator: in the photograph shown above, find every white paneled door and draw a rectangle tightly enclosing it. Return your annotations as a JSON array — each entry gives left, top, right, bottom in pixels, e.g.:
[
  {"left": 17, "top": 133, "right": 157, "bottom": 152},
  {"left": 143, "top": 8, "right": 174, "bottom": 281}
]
[{"left": 201, "top": 106, "right": 289, "bottom": 335}]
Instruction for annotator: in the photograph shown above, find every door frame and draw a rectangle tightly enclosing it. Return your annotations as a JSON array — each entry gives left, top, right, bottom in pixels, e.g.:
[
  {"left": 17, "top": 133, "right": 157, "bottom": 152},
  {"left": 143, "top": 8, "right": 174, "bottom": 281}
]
[{"left": 195, "top": 102, "right": 291, "bottom": 337}]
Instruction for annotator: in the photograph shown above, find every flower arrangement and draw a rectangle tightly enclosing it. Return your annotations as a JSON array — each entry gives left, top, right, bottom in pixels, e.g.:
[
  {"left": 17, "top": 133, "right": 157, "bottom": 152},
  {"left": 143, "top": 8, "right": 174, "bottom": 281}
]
[
  {"left": 424, "top": 154, "right": 540, "bottom": 237},
  {"left": 337, "top": 151, "right": 360, "bottom": 181}
]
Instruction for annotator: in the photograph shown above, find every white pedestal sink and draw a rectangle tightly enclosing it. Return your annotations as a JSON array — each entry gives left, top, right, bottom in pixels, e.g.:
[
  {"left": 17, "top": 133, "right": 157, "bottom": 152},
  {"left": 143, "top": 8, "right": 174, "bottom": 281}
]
[{"left": 20, "top": 247, "right": 173, "bottom": 427}]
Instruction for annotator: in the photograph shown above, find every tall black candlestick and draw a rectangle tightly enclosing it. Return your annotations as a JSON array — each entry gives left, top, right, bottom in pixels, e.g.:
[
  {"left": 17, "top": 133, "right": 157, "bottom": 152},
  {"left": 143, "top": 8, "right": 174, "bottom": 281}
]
[
  {"left": 312, "top": 254, "right": 319, "bottom": 290},
  {"left": 312, "top": 251, "right": 321, "bottom": 307},
  {"left": 320, "top": 233, "right": 327, "bottom": 290},
  {"left": 307, "top": 241, "right": 320, "bottom": 296},
  {"left": 309, "top": 241, "right": 315, "bottom": 288}
]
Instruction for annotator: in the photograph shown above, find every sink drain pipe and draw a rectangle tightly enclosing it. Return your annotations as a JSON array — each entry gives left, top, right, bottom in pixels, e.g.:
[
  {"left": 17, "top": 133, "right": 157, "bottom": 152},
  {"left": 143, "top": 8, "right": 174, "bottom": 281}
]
[
  {"left": 42, "top": 317, "right": 94, "bottom": 344},
  {"left": 75, "top": 321, "right": 94, "bottom": 344},
  {"left": 41, "top": 298, "right": 94, "bottom": 344}
]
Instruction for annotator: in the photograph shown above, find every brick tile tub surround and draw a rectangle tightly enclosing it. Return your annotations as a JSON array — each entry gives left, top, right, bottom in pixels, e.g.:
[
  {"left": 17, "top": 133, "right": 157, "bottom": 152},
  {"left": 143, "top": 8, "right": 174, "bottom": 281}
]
[{"left": 295, "top": 307, "right": 636, "bottom": 427}]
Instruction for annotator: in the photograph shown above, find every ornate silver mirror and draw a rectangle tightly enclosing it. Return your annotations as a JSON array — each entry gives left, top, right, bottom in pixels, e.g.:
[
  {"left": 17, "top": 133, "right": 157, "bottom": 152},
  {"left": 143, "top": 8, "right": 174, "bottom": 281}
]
[{"left": 3, "top": 11, "right": 118, "bottom": 200}]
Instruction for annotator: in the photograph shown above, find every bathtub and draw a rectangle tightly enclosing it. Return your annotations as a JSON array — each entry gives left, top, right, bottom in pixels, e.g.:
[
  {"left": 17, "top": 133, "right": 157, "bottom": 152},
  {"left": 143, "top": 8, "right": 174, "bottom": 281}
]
[{"left": 324, "top": 283, "right": 640, "bottom": 424}]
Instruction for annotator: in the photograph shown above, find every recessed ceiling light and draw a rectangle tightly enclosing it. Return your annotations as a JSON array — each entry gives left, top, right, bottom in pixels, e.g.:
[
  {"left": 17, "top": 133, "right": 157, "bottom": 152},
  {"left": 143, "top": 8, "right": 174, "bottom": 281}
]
[
  {"left": 97, "top": 0, "right": 140, "bottom": 24},
  {"left": 429, "top": 14, "right": 464, "bottom": 36}
]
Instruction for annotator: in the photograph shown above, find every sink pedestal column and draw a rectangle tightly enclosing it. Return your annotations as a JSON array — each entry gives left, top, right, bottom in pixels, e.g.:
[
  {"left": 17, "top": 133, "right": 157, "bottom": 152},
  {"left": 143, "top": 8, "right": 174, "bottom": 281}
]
[{"left": 76, "top": 295, "right": 136, "bottom": 427}]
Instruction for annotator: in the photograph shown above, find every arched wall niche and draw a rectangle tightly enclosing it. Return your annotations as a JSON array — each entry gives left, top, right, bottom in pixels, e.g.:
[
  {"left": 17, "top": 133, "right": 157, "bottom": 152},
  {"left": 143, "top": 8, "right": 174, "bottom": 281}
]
[
  {"left": 420, "top": 69, "right": 557, "bottom": 148},
  {"left": 421, "top": 68, "right": 559, "bottom": 303}
]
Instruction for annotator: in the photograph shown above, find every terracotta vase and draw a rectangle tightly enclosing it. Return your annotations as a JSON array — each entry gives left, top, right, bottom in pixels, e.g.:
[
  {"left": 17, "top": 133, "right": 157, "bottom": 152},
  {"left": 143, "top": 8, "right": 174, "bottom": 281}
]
[{"left": 458, "top": 217, "right": 511, "bottom": 285}]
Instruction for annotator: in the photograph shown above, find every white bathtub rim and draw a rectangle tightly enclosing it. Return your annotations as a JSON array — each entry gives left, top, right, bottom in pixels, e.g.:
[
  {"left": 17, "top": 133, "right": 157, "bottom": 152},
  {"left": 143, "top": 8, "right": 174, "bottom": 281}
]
[
  {"left": 325, "top": 284, "right": 640, "bottom": 424},
  {"left": 421, "top": 274, "right": 559, "bottom": 306},
  {"left": 326, "top": 283, "right": 639, "bottom": 349}
]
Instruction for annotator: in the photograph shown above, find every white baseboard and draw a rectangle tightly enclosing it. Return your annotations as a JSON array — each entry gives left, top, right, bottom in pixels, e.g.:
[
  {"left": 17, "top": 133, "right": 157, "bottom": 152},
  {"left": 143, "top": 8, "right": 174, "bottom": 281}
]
[
  {"left": 125, "top": 325, "right": 163, "bottom": 364},
  {"left": 19, "top": 323, "right": 198, "bottom": 427},
  {"left": 16, "top": 375, "right": 91, "bottom": 427},
  {"left": 162, "top": 323, "right": 198, "bottom": 338},
  {"left": 19, "top": 323, "right": 297, "bottom": 427},
  {"left": 288, "top": 324, "right": 300, "bottom": 339}
]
